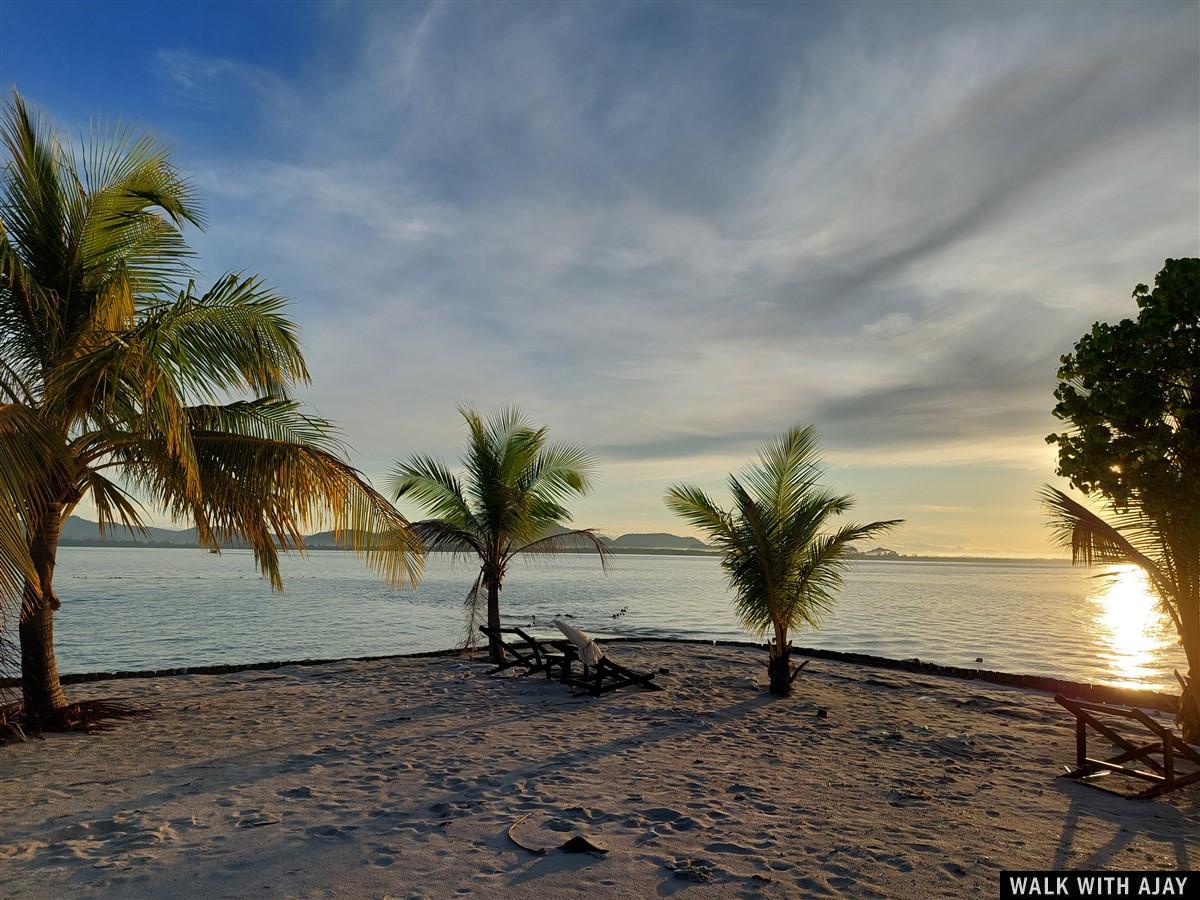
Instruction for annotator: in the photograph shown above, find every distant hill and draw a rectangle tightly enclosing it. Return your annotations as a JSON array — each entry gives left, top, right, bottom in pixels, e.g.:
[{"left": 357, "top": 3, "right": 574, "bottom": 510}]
[
  {"left": 861, "top": 547, "right": 900, "bottom": 559},
  {"left": 54, "top": 519, "right": 1066, "bottom": 562},
  {"left": 61, "top": 516, "right": 199, "bottom": 546},
  {"left": 611, "top": 532, "right": 710, "bottom": 551},
  {"left": 58, "top": 517, "right": 714, "bottom": 554}
]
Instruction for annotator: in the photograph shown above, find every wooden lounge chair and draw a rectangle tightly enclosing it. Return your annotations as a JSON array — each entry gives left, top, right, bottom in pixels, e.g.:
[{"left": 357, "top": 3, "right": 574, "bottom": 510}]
[
  {"left": 555, "top": 621, "right": 664, "bottom": 697},
  {"left": 479, "top": 625, "right": 575, "bottom": 680},
  {"left": 1055, "top": 693, "right": 1200, "bottom": 799}
]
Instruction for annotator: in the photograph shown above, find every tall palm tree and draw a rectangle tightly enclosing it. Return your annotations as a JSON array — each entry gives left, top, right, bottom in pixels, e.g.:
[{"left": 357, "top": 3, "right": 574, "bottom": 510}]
[
  {"left": 390, "top": 406, "right": 609, "bottom": 661},
  {"left": 666, "top": 425, "right": 901, "bottom": 696},
  {"left": 1043, "top": 486, "right": 1200, "bottom": 743},
  {"left": 0, "top": 92, "right": 422, "bottom": 727}
]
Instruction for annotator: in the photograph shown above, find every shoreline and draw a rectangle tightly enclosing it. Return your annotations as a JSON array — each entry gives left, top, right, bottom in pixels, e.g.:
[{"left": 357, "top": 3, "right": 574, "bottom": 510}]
[{"left": 12, "top": 636, "right": 1179, "bottom": 713}]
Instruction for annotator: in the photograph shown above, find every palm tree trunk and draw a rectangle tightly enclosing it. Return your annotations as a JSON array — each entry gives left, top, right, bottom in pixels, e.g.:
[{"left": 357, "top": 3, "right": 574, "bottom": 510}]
[
  {"left": 19, "top": 510, "right": 68, "bottom": 722},
  {"left": 486, "top": 577, "right": 502, "bottom": 663},
  {"left": 1182, "top": 678, "right": 1200, "bottom": 745},
  {"left": 767, "top": 626, "right": 792, "bottom": 696},
  {"left": 767, "top": 646, "right": 793, "bottom": 696},
  {"left": 1180, "top": 616, "right": 1200, "bottom": 745}
]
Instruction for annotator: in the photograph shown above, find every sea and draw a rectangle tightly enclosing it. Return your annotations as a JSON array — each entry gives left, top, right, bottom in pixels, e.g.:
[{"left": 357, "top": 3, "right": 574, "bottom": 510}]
[{"left": 43, "top": 547, "right": 1186, "bottom": 692}]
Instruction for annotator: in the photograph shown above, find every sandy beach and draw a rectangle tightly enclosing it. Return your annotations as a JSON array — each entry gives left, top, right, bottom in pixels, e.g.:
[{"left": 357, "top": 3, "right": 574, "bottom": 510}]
[{"left": 1, "top": 641, "right": 1196, "bottom": 898}]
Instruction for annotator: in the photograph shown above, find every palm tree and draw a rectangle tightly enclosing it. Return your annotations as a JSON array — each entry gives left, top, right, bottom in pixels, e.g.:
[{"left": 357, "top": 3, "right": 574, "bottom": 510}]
[
  {"left": 0, "top": 92, "right": 422, "bottom": 727},
  {"left": 1043, "top": 486, "right": 1200, "bottom": 743},
  {"left": 666, "top": 425, "right": 901, "bottom": 696},
  {"left": 390, "top": 406, "right": 609, "bottom": 661}
]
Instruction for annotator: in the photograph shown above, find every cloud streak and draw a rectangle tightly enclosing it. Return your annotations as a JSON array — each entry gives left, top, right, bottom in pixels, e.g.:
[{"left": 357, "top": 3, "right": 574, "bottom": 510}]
[{"left": 27, "top": 0, "right": 1198, "bottom": 554}]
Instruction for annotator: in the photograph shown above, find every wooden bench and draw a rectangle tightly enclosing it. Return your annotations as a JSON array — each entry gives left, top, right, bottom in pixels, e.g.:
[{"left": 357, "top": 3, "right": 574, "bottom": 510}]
[
  {"left": 562, "top": 653, "right": 664, "bottom": 697},
  {"left": 1055, "top": 694, "right": 1200, "bottom": 799},
  {"left": 552, "top": 621, "right": 664, "bottom": 697},
  {"left": 479, "top": 625, "right": 576, "bottom": 680}
]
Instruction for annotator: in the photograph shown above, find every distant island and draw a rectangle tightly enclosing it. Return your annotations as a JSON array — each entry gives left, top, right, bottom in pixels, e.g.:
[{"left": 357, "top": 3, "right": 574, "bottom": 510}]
[
  {"left": 56, "top": 517, "right": 1061, "bottom": 562},
  {"left": 58, "top": 517, "right": 899, "bottom": 557},
  {"left": 57, "top": 517, "right": 721, "bottom": 555}
]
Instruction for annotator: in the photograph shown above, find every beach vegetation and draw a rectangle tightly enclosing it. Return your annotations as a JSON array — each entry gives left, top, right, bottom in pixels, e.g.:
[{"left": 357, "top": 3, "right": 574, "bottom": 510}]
[
  {"left": 665, "top": 425, "right": 901, "bottom": 696},
  {"left": 1045, "top": 257, "right": 1200, "bottom": 742},
  {"left": 0, "top": 92, "right": 422, "bottom": 729},
  {"left": 389, "top": 406, "right": 608, "bottom": 662}
]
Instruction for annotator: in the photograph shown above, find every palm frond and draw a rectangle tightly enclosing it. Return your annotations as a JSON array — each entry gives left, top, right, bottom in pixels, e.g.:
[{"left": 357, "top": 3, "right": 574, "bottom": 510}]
[
  {"left": 511, "top": 528, "right": 613, "bottom": 572},
  {"left": 411, "top": 519, "right": 483, "bottom": 562},
  {"left": 393, "top": 406, "right": 604, "bottom": 644},
  {"left": 667, "top": 425, "right": 902, "bottom": 645},
  {"left": 76, "top": 469, "right": 146, "bottom": 538},
  {"left": 390, "top": 455, "right": 480, "bottom": 531},
  {"left": 0, "top": 92, "right": 67, "bottom": 296},
  {"left": 664, "top": 484, "right": 734, "bottom": 541},
  {"left": 782, "top": 519, "right": 904, "bottom": 631},
  {"left": 0, "top": 403, "right": 69, "bottom": 606},
  {"left": 1041, "top": 485, "right": 1180, "bottom": 631},
  {"left": 118, "top": 406, "right": 423, "bottom": 590},
  {"left": 744, "top": 424, "right": 822, "bottom": 512},
  {"left": 1041, "top": 487, "right": 1162, "bottom": 572}
]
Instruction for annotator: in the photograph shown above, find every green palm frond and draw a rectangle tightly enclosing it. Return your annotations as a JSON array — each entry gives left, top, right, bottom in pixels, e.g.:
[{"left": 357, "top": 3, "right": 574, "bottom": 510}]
[
  {"left": 525, "top": 440, "right": 596, "bottom": 502},
  {"left": 392, "top": 406, "right": 605, "bottom": 646},
  {"left": 664, "top": 484, "right": 734, "bottom": 540},
  {"left": 0, "top": 90, "right": 424, "bottom": 630},
  {"left": 744, "top": 424, "right": 822, "bottom": 512},
  {"left": 113, "top": 407, "right": 422, "bottom": 590},
  {"left": 512, "top": 529, "right": 613, "bottom": 571},
  {"left": 398, "top": 406, "right": 601, "bottom": 564},
  {"left": 667, "top": 426, "right": 901, "bottom": 644},
  {"left": 411, "top": 519, "right": 483, "bottom": 560},
  {"left": 0, "top": 93, "right": 69, "bottom": 292},
  {"left": 391, "top": 455, "right": 480, "bottom": 531}
]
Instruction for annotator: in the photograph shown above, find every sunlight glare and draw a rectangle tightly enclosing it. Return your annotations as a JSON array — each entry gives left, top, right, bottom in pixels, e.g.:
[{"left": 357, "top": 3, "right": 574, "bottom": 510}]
[{"left": 1090, "top": 565, "right": 1175, "bottom": 689}]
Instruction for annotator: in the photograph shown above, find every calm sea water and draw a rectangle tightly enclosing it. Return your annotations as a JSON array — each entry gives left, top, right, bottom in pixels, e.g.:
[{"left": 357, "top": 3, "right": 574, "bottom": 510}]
[{"left": 47, "top": 547, "right": 1186, "bottom": 691}]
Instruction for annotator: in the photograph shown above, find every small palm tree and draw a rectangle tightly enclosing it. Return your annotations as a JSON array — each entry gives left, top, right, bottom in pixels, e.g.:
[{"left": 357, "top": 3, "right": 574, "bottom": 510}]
[
  {"left": 0, "top": 93, "right": 422, "bottom": 727},
  {"left": 666, "top": 425, "right": 901, "bottom": 696},
  {"left": 1043, "top": 486, "right": 1200, "bottom": 743},
  {"left": 390, "top": 406, "right": 609, "bottom": 662}
]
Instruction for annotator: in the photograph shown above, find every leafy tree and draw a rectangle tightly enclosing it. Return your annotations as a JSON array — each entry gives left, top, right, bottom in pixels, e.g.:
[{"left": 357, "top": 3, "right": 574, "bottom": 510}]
[
  {"left": 390, "top": 407, "right": 608, "bottom": 661},
  {"left": 1046, "top": 258, "right": 1200, "bottom": 740},
  {"left": 666, "top": 425, "right": 901, "bottom": 696},
  {"left": 0, "top": 93, "right": 422, "bottom": 727}
]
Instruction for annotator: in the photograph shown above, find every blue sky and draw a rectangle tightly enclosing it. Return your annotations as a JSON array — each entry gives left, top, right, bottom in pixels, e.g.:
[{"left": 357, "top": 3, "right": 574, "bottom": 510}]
[{"left": 3, "top": 0, "right": 1198, "bottom": 555}]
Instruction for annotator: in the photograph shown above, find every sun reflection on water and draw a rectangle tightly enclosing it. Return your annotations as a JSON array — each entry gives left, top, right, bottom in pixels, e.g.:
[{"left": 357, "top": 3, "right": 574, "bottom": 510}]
[{"left": 1090, "top": 565, "right": 1176, "bottom": 689}]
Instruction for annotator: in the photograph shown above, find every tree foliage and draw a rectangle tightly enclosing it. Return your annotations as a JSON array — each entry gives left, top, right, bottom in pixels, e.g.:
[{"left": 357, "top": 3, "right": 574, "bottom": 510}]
[
  {"left": 0, "top": 91, "right": 422, "bottom": 720},
  {"left": 1048, "top": 258, "right": 1200, "bottom": 514},
  {"left": 666, "top": 425, "right": 901, "bottom": 695},
  {"left": 390, "top": 407, "right": 608, "bottom": 656},
  {"left": 1045, "top": 258, "right": 1200, "bottom": 741}
]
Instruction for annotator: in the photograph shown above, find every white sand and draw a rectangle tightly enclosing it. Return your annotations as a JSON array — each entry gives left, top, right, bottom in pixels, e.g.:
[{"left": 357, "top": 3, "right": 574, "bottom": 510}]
[{"left": 0, "top": 642, "right": 1196, "bottom": 898}]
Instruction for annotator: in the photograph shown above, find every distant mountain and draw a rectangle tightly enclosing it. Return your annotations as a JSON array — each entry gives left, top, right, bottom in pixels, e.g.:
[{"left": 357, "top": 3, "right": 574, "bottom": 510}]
[
  {"left": 611, "top": 532, "right": 710, "bottom": 551},
  {"left": 57, "top": 517, "right": 713, "bottom": 554},
  {"left": 61, "top": 516, "right": 199, "bottom": 546}
]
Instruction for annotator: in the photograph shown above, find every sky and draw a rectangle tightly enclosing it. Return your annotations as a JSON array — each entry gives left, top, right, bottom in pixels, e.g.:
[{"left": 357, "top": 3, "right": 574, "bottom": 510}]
[{"left": 2, "top": 0, "right": 1198, "bottom": 556}]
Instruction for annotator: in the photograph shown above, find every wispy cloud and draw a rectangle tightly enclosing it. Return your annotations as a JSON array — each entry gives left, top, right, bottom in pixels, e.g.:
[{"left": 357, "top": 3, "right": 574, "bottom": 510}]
[{"left": 125, "top": 0, "right": 1200, "bottom": 553}]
